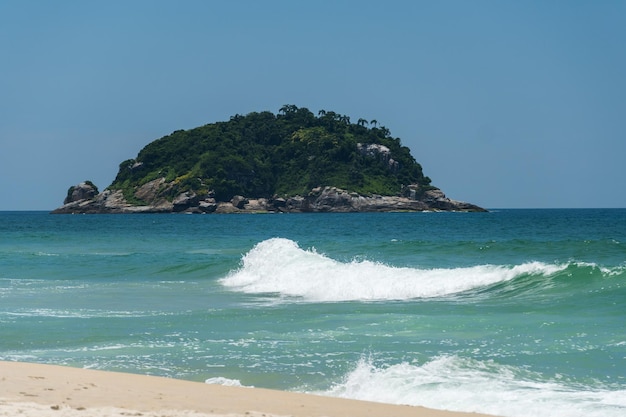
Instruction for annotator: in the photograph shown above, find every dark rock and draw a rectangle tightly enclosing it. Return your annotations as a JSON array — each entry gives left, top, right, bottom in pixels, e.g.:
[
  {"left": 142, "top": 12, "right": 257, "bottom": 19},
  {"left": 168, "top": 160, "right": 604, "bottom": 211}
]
[
  {"left": 198, "top": 199, "right": 218, "bottom": 213},
  {"left": 172, "top": 192, "right": 199, "bottom": 212},
  {"left": 231, "top": 195, "right": 248, "bottom": 209},
  {"left": 64, "top": 182, "right": 98, "bottom": 204},
  {"left": 420, "top": 189, "right": 486, "bottom": 212},
  {"left": 271, "top": 197, "right": 286, "bottom": 208}
]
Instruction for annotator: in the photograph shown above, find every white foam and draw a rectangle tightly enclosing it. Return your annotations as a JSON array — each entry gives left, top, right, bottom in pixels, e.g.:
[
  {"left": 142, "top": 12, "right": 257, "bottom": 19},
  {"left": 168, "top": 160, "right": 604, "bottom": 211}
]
[
  {"left": 35, "top": 251, "right": 60, "bottom": 257},
  {"left": 220, "top": 238, "right": 566, "bottom": 302},
  {"left": 319, "top": 356, "right": 626, "bottom": 417},
  {"left": 204, "top": 376, "right": 249, "bottom": 387},
  {"left": 4, "top": 308, "right": 170, "bottom": 319}
]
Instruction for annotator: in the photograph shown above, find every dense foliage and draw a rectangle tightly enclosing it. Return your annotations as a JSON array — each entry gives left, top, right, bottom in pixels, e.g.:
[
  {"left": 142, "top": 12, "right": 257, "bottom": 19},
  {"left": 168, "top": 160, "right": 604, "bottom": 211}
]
[{"left": 110, "top": 105, "right": 433, "bottom": 202}]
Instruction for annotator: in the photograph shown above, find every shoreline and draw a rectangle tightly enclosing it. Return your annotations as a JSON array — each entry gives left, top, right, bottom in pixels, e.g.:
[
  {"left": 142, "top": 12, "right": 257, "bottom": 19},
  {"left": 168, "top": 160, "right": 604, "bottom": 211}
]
[{"left": 0, "top": 361, "right": 498, "bottom": 417}]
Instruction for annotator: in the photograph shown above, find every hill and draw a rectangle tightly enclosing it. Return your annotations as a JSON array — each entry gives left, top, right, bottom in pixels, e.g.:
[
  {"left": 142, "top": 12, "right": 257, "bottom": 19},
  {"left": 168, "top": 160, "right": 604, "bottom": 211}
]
[{"left": 52, "top": 105, "right": 486, "bottom": 213}]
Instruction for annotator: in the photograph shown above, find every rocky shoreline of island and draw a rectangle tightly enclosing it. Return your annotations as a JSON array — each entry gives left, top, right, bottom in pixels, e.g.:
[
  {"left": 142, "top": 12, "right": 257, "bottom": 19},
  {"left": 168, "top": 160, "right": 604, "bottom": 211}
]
[{"left": 51, "top": 181, "right": 486, "bottom": 214}]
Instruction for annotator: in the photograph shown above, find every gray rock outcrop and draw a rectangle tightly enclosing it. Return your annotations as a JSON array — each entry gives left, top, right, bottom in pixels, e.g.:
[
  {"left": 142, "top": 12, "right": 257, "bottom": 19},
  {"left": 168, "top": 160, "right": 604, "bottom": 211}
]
[
  {"left": 52, "top": 181, "right": 486, "bottom": 214},
  {"left": 64, "top": 182, "right": 98, "bottom": 204}
]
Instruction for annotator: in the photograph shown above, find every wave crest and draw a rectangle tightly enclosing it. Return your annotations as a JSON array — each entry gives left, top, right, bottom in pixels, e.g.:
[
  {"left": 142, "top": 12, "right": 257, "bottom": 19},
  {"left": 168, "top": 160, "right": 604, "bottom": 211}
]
[{"left": 220, "top": 238, "right": 566, "bottom": 302}]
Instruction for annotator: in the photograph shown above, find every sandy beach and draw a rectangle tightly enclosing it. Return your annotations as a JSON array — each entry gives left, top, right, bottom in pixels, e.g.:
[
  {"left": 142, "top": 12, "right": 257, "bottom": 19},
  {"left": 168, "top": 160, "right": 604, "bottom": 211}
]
[{"left": 0, "top": 361, "right": 497, "bottom": 417}]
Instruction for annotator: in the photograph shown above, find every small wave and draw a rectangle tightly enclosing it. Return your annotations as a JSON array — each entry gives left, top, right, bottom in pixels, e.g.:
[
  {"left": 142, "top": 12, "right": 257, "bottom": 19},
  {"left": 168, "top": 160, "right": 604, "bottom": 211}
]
[
  {"left": 319, "top": 355, "right": 626, "bottom": 417},
  {"left": 4, "top": 308, "right": 173, "bottom": 319},
  {"left": 32, "top": 251, "right": 135, "bottom": 257},
  {"left": 220, "top": 238, "right": 567, "bottom": 302},
  {"left": 593, "top": 263, "right": 626, "bottom": 277},
  {"left": 89, "top": 252, "right": 134, "bottom": 256},
  {"left": 205, "top": 376, "right": 250, "bottom": 387},
  {"left": 35, "top": 251, "right": 60, "bottom": 257}
]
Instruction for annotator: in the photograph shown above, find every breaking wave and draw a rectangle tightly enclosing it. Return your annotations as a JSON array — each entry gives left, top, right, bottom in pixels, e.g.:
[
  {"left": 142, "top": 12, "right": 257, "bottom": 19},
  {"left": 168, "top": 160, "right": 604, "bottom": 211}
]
[
  {"left": 220, "top": 238, "right": 578, "bottom": 302},
  {"left": 319, "top": 355, "right": 626, "bottom": 417}
]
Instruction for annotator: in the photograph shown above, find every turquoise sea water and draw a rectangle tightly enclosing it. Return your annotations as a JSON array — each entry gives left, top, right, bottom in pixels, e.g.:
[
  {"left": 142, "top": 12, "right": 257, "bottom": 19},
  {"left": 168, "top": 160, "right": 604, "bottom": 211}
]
[{"left": 1, "top": 209, "right": 625, "bottom": 417}]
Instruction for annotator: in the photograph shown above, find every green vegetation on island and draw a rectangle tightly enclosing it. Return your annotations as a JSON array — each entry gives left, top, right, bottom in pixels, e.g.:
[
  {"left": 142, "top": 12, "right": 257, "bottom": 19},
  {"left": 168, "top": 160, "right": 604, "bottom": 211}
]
[{"left": 109, "top": 105, "right": 434, "bottom": 204}]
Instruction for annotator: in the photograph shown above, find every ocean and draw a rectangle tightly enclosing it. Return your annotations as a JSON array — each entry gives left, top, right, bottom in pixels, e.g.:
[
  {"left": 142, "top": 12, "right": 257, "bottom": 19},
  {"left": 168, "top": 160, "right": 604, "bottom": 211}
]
[{"left": 1, "top": 209, "right": 624, "bottom": 417}]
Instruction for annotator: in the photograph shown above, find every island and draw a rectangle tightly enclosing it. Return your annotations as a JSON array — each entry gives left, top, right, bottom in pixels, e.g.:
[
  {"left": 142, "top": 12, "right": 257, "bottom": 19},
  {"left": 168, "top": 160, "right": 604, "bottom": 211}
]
[{"left": 52, "top": 105, "right": 486, "bottom": 214}]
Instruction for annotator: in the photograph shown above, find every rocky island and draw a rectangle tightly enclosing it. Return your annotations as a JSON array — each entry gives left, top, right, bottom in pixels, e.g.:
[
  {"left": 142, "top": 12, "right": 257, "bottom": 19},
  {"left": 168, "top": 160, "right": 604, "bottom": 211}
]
[{"left": 53, "top": 105, "right": 486, "bottom": 214}]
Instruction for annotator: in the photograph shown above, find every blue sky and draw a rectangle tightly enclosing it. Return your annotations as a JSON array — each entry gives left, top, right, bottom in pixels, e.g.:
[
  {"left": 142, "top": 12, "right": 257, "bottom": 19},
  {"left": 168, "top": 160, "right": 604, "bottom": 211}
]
[{"left": 1, "top": 0, "right": 624, "bottom": 210}]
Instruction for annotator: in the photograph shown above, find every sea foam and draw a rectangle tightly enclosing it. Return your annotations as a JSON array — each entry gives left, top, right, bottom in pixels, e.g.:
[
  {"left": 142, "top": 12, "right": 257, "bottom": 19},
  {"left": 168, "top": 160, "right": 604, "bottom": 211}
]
[
  {"left": 320, "top": 355, "right": 626, "bottom": 417},
  {"left": 204, "top": 376, "right": 248, "bottom": 387},
  {"left": 220, "top": 238, "right": 566, "bottom": 302}
]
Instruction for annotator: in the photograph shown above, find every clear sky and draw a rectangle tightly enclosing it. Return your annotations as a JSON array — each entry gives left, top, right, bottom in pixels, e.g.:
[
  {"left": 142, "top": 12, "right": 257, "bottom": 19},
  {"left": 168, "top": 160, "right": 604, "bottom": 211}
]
[{"left": 1, "top": 0, "right": 624, "bottom": 210}]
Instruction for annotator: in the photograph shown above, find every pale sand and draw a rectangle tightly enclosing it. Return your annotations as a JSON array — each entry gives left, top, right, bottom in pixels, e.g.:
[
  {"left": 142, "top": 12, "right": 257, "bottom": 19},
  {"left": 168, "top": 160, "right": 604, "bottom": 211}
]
[{"left": 0, "top": 361, "right": 497, "bottom": 417}]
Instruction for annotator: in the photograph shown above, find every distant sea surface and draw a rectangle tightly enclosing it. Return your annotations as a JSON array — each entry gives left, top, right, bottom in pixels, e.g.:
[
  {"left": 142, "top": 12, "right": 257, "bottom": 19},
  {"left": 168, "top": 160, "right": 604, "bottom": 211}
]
[{"left": 1, "top": 209, "right": 625, "bottom": 417}]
